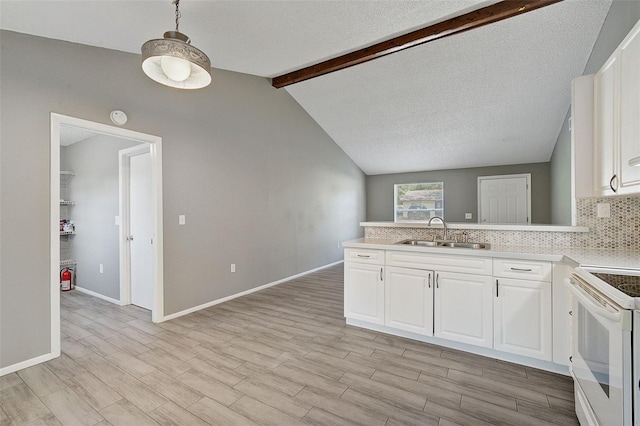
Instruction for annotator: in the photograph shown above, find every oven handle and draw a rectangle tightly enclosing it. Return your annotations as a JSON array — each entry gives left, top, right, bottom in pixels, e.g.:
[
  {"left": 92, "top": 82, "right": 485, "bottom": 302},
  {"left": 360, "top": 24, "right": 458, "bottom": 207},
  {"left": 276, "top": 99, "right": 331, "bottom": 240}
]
[{"left": 565, "top": 278, "right": 621, "bottom": 323}]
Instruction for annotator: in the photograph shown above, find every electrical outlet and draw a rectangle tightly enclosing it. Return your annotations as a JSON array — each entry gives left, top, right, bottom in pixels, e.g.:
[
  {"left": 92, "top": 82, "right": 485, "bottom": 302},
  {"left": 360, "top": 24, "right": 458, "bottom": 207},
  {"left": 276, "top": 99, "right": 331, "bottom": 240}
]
[
  {"left": 597, "top": 203, "right": 611, "bottom": 218},
  {"left": 465, "top": 213, "right": 473, "bottom": 220},
  {"left": 231, "top": 264, "right": 236, "bottom": 273},
  {"left": 99, "top": 264, "right": 104, "bottom": 274},
  {"left": 178, "top": 215, "right": 186, "bottom": 225}
]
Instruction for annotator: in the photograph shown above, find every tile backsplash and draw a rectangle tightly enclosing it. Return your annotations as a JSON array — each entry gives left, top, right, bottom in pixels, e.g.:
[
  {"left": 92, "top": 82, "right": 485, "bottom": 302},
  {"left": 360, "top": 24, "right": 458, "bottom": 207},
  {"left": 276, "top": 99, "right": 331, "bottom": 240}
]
[{"left": 365, "top": 196, "right": 640, "bottom": 249}]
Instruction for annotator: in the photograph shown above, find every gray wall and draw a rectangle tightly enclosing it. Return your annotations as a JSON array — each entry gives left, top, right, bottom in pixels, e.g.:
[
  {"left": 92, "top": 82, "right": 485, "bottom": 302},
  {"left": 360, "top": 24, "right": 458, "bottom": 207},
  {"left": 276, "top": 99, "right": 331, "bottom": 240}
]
[
  {"left": 0, "top": 31, "right": 366, "bottom": 369},
  {"left": 550, "top": 115, "right": 572, "bottom": 225},
  {"left": 367, "top": 162, "right": 551, "bottom": 224},
  {"left": 549, "top": 1, "right": 640, "bottom": 223},
  {"left": 64, "top": 135, "right": 141, "bottom": 300}
]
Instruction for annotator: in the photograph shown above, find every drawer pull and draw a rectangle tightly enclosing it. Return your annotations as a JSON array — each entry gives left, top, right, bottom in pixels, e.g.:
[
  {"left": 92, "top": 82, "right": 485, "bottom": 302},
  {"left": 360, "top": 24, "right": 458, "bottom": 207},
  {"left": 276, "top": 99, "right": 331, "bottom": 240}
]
[
  {"left": 510, "top": 267, "right": 532, "bottom": 272},
  {"left": 357, "top": 254, "right": 371, "bottom": 258}
]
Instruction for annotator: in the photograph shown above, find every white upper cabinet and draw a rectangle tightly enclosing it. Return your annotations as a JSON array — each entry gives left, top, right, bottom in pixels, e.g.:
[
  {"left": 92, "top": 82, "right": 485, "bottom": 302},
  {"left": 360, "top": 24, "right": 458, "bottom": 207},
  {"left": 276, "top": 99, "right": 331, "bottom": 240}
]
[
  {"left": 594, "top": 54, "right": 618, "bottom": 196},
  {"left": 594, "top": 19, "right": 640, "bottom": 196},
  {"left": 618, "top": 21, "right": 640, "bottom": 193}
]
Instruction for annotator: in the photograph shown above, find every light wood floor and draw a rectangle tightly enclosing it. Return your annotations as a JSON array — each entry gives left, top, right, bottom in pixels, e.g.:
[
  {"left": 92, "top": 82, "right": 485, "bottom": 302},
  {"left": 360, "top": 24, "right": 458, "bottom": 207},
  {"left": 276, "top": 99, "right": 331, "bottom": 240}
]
[{"left": 0, "top": 264, "right": 578, "bottom": 425}]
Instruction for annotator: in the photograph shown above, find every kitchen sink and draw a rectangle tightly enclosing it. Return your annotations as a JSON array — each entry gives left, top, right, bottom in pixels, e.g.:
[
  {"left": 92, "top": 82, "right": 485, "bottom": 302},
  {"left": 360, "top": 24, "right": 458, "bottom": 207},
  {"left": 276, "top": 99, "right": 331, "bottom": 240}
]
[
  {"left": 438, "top": 242, "right": 489, "bottom": 249},
  {"left": 396, "top": 239, "right": 489, "bottom": 249},
  {"left": 397, "top": 240, "right": 439, "bottom": 247}
]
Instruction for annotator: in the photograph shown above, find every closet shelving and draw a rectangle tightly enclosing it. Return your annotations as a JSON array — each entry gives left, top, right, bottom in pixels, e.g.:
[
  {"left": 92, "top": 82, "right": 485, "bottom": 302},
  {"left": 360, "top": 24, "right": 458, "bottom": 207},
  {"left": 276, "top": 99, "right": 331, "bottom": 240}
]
[{"left": 60, "top": 171, "right": 76, "bottom": 267}]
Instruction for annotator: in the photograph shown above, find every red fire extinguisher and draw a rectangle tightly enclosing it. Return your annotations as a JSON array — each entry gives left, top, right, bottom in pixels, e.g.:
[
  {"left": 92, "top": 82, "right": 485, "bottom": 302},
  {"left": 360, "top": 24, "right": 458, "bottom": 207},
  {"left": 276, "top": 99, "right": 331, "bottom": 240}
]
[{"left": 60, "top": 268, "right": 73, "bottom": 292}]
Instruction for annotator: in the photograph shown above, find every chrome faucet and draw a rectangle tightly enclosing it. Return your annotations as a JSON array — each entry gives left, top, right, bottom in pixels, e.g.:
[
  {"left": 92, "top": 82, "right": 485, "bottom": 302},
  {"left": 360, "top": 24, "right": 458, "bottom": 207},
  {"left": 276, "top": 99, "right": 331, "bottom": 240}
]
[{"left": 428, "top": 216, "right": 448, "bottom": 241}]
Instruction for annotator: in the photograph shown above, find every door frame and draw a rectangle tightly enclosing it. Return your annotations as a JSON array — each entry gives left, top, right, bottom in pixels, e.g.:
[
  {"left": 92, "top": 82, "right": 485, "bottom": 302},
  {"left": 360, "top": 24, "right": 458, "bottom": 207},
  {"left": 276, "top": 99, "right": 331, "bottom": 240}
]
[
  {"left": 50, "top": 113, "right": 164, "bottom": 356},
  {"left": 477, "top": 173, "right": 531, "bottom": 224},
  {"left": 119, "top": 144, "right": 153, "bottom": 309}
]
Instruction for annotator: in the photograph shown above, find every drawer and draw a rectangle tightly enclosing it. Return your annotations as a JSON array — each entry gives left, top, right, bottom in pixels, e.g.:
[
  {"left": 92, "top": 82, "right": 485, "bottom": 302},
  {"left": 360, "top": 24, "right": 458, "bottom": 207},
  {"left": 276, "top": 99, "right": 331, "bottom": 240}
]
[
  {"left": 344, "top": 248, "right": 384, "bottom": 265},
  {"left": 386, "top": 251, "right": 492, "bottom": 276},
  {"left": 493, "top": 258, "right": 552, "bottom": 282}
]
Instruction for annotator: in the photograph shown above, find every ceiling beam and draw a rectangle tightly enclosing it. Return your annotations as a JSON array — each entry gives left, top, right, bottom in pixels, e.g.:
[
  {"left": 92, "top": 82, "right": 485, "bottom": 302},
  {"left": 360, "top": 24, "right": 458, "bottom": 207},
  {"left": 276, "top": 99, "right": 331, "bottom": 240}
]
[{"left": 272, "top": 0, "right": 563, "bottom": 88}]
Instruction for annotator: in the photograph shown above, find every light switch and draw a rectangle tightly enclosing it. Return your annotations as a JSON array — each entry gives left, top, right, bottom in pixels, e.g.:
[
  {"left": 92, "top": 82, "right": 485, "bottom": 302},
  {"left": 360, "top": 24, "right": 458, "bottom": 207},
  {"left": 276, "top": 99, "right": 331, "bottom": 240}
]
[
  {"left": 597, "top": 203, "right": 610, "bottom": 218},
  {"left": 178, "top": 215, "right": 186, "bottom": 225},
  {"left": 465, "top": 213, "right": 473, "bottom": 220}
]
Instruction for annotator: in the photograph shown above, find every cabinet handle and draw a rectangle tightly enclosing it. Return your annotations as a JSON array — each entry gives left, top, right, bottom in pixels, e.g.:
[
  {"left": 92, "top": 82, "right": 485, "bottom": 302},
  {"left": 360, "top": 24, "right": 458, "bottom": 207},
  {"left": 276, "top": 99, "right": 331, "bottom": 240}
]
[
  {"left": 569, "top": 356, "right": 573, "bottom": 363},
  {"left": 436, "top": 273, "right": 439, "bottom": 289},
  {"left": 610, "top": 174, "right": 618, "bottom": 193},
  {"left": 496, "top": 279, "right": 499, "bottom": 297},
  {"left": 427, "top": 273, "right": 431, "bottom": 288},
  {"left": 380, "top": 268, "right": 383, "bottom": 281},
  {"left": 569, "top": 310, "right": 573, "bottom": 316},
  {"left": 357, "top": 254, "right": 370, "bottom": 258},
  {"left": 510, "top": 267, "right": 532, "bottom": 272}
]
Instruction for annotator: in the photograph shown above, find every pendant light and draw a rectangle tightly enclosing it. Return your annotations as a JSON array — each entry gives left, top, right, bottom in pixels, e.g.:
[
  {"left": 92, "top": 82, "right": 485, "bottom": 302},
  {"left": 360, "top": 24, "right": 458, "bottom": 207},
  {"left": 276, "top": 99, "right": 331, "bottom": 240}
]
[{"left": 141, "top": 0, "right": 211, "bottom": 89}]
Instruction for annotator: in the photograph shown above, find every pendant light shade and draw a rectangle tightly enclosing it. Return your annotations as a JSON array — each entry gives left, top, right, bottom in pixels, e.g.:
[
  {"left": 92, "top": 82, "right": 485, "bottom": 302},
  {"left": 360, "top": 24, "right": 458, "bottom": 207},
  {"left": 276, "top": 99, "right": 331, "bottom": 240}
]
[{"left": 141, "top": 1, "right": 211, "bottom": 89}]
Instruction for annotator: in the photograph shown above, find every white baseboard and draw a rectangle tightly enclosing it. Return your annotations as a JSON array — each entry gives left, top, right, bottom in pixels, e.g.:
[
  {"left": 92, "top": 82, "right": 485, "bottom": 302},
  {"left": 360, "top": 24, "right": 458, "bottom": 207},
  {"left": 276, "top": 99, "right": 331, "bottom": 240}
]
[
  {"left": 0, "top": 352, "right": 57, "bottom": 376},
  {"left": 163, "top": 260, "right": 344, "bottom": 322},
  {"left": 74, "top": 286, "right": 122, "bottom": 305}
]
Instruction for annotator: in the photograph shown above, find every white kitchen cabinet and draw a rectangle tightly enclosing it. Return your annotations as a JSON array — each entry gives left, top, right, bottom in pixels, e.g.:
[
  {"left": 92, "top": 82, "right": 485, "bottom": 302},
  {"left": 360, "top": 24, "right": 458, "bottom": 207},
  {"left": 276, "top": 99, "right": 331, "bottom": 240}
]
[
  {"left": 594, "top": 54, "right": 618, "bottom": 196},
  {"left": 384, "top": 266, "right": 433, "bottom": 335},
  {"left": 344, "top": 251, "right": 384, "bottom": 325},
  {"left": 494, "top": 278, "right": 552, "bottom": 361},
  {"left": 434, "top": 271, "right": 493, "bottom": 348},
  {"left": 493, "top": 258, "right": 552, "bottom": 361},
  {"left": 618, "top": 21, "right": 640, "bottom": 193},
  {"left": 594, "top": 19, "right": 640, "bottom": 196},
  {"left": 552, "top": 261, "right": 573, "bottom": 367}
]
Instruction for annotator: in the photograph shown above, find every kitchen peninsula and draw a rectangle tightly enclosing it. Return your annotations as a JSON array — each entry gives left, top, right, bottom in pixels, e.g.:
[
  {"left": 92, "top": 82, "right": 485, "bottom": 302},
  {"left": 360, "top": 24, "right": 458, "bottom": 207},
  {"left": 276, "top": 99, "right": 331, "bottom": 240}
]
[{"left": 343, "top": 220, "right": 640, "bottom": 375}]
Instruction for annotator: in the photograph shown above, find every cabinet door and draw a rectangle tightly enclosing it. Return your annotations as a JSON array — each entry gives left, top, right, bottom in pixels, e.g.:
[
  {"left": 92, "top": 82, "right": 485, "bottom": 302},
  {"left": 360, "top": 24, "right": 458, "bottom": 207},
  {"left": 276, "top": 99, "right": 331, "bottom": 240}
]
[
  {"left": 434, "top": 271, "right": 493, "bottom": 348},
  {"left": 618, "top": 22, "right": 640, "bottom": 194},
  {"left": 344, "top": 262, "right": 384, "bottom": 324},
  {"left": 594, "top": 54, "right": 618, "bottom": 196},
  {"left": 385, "top": 267, "right": 433, "bottom": 335},
  {"left": 494, "top": 278, "right": 552, "bottom": 361}
]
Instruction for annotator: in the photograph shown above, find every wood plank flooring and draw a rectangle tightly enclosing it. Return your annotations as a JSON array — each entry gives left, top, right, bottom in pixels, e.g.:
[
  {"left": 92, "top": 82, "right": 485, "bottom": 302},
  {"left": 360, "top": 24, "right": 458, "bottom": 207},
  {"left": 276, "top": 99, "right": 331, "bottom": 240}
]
[{"left": 0, "top": 264, "right": 578, "bottom": 425}]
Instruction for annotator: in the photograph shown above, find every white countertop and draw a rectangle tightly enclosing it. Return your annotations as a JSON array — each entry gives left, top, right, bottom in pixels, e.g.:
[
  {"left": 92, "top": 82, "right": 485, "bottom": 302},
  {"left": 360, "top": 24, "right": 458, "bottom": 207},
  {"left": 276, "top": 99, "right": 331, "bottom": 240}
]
[
  {"left": 342, "top": 238, "right": 640, "bottom": 270},
  {"left": 361, "top": 221, "right": 590, "bottom": 233}
]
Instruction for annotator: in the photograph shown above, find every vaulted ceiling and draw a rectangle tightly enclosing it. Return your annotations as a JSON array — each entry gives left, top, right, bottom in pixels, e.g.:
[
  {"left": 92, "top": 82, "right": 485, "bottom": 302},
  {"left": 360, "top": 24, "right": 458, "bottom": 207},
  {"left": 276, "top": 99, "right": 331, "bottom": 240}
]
[{"left": 1, "top": 0, "right": 612, "bottom": 175}]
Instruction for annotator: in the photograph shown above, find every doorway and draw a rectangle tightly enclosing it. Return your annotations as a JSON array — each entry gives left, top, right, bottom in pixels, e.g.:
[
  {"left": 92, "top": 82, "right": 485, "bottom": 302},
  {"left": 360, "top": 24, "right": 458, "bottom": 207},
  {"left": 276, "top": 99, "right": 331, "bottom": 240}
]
[
  {"left": 477, "top": 173, "right": 531, "bottom": 224},
  {"left": 50, "top": 113, "right": 164, "bottom": 357}
]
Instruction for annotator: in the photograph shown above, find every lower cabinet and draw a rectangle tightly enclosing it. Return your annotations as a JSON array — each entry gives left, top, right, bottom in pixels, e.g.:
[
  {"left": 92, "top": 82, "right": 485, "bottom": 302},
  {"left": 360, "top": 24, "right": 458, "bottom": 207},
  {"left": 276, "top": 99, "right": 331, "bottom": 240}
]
[
  {"left": 384, "top": 266, "right": 433, "bottom": 335},
  {"left": 345, "top": 249, "right": 557, "bottom": 365},
  {"left": 434, "top": 271, "right": 494, "bottom": 348},
  {"left": 344, "top": 262, "right": 384, "bottom": 325},
  {"left": 494, "top": 278, "right": 552, "bottom": 361}
]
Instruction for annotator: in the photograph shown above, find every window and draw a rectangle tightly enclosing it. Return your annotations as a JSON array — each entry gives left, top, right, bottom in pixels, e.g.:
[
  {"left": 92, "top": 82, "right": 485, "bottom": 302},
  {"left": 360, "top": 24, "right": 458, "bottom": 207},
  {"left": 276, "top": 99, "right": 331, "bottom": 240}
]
[{"left": 394, "top": 182, "right": 444, "bottom": 222}]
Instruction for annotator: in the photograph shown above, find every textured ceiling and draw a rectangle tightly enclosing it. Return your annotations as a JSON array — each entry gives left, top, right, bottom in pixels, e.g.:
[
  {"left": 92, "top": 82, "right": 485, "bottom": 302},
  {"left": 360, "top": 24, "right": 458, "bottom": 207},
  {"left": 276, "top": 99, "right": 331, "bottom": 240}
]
[
  {"left": 286, "top": 0, "right": 612, "bottom": 174},
  {"left": 1, "top": 1, "right": 612, "bottom": 175}
]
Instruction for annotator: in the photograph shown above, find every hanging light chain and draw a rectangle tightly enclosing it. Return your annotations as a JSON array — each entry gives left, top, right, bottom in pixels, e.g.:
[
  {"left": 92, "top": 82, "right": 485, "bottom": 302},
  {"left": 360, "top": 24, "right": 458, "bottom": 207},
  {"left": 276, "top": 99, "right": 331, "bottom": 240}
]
[{"left": 173, "top": 0, "right": 181, "bottom": 32}]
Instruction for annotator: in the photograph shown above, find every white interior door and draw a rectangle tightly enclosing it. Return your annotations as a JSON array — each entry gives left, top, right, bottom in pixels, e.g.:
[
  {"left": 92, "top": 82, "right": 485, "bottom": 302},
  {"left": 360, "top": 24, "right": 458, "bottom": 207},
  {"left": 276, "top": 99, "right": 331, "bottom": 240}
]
[
  {"left": 478, "top": 174, "right": 530, "bottom": 224},
  {"left": 129, "top": 151, "right": 153, "bottom": 310}
]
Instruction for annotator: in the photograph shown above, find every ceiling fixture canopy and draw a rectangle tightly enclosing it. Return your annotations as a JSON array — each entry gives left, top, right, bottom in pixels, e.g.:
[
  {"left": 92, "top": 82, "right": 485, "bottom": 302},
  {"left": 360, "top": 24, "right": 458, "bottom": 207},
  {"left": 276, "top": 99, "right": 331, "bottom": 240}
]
[{"left": 141, "top": 0, "right": 211, "bottom": 89}]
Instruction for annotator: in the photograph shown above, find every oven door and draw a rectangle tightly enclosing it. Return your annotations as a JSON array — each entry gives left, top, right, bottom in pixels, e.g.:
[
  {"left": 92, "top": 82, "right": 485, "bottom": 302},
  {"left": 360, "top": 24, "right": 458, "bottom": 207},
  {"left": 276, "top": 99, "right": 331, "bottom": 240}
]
[{"left": 567, "top": 275, "right": 633, "bottom": 426}]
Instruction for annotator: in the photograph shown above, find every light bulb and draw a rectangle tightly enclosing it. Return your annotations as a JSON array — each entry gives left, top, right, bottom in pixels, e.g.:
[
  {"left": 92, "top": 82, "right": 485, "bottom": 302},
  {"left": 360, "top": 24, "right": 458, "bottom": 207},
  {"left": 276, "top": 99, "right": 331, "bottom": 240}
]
[{"left": 160, "top": 55, "right": 192, "bottom": 82}]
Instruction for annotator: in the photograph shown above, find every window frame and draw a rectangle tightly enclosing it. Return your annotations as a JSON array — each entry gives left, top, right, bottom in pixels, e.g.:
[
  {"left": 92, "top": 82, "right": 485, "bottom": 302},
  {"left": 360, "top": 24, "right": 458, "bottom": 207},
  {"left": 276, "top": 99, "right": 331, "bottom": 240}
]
[{"left": 394, "top": 182, "right": 445, "bottom": 222}]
